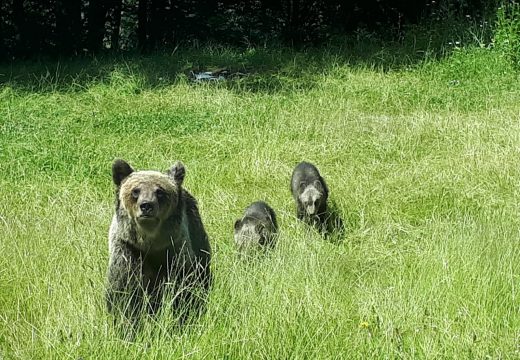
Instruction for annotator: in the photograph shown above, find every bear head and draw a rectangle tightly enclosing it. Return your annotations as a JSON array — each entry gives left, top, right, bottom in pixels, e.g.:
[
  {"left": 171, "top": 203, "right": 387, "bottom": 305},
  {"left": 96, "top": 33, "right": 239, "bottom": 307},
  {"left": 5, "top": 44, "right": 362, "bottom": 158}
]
[
  {"left": 299, "top": 180, "right": 325, "bottom": 217},
  {"left": 112, "top": 159, "right": 185, "bottom": 237},
  {"left": 234, "top": 218, "right": 267, "bottom": 251}
]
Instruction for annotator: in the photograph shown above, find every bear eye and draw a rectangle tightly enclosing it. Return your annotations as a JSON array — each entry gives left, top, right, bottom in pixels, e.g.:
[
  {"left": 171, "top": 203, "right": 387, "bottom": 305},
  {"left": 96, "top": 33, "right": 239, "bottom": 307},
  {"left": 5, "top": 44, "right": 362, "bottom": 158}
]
[
  {"left": 131, "top": 188, "right": 140, "bottom": 199},
  {"left": 156, "top": 188, "right": 167, "bottom": 200}
]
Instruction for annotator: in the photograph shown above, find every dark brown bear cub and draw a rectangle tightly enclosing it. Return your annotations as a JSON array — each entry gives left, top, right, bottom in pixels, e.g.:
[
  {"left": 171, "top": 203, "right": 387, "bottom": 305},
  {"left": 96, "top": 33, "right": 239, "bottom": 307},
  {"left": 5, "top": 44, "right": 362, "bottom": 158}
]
[
  {"left": 290, "top": 161, "right": 329, "bottom": 228},
  {"left": 106, "top": 159, "right": 211, "bottom": 323},
  {"left": 234, "top": 201, "right": 278, "bottom": 254}
]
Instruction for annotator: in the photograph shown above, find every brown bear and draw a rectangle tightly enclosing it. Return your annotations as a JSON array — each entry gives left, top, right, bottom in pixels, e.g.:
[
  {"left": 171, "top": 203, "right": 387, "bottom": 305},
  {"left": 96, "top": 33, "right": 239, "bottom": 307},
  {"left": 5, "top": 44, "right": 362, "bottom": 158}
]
[
  {"left": 106, "top": 159, "right": 211, "bottom": 324},
  {"left": 234, "top": 201, "right": 278, "bottom": 254},
  {"left": 290, "top": 161, "right": 329, "bottom": 228}
]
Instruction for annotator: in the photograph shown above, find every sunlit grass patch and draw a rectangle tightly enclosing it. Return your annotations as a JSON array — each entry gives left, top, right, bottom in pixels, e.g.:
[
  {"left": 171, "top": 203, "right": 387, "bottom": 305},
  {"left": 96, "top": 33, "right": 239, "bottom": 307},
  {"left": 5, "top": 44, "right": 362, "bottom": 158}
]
[{"left": 0, "top": 44, "right": 519, "bottom": 358}]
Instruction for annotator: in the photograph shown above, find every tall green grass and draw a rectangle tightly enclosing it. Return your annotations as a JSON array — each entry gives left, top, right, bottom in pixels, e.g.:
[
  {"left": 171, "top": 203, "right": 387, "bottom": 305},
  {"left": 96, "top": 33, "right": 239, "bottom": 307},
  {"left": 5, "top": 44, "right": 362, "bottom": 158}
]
[
  {"left": 1, "top": 36, "right": 520, "bottom": 358},
  {"left": 495, "top": 1, "right": 520, "bottom": 67}
]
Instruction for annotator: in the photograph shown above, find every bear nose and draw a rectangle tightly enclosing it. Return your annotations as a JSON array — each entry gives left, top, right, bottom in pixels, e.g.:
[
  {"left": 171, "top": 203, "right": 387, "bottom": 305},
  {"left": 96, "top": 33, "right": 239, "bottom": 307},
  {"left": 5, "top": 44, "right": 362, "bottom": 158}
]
[{"left": 140, "top": 202, "right": 154, "bottom": 214}]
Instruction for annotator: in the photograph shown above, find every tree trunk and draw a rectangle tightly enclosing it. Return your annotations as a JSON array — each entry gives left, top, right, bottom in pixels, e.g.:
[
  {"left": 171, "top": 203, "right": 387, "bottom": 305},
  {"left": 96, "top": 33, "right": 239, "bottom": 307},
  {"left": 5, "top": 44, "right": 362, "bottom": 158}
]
[
  {"left": 137, "top": 0, "right": 149, "bottom": 52},
  {"left": 0, "top": 3, "right": 6, "bottom": 59},
  {"left": 87, "top": 0, "right": 107, "bottom": 53},
  {"left": 149, "top": 0, "right": 166, "bottom": 50},
  {"left": 111, "top": 0, "right": 122, "bottom": 51},
  {"left": 12, "top": 0, "right": 28, "bottom": 57},
  {"left": 284, "top": 0, "right": 301, "bottom": 45},
  {"left": 55, "top": 0, "right": 82, "bottom": 55}
]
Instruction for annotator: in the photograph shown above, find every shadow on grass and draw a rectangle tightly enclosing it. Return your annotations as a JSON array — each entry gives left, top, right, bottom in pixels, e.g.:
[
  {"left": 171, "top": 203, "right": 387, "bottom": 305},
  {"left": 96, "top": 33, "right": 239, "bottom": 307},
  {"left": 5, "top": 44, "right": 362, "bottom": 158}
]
[
  {"left": 0, "top": 19, "right": 488, "bottom": 94},
  {"left": 321, "top": 199, "right": 368, "bottom": 245},
  {"left": 321, "top": 200, "right": 345, "bottom": 244},
  {"left": 0, "top": 19, "right": 489, "bottom": 93}
]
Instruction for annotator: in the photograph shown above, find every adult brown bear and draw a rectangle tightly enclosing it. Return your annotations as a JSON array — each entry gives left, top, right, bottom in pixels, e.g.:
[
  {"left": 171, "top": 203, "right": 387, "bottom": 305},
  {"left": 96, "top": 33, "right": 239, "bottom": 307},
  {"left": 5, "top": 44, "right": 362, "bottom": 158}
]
[{"left": 106, "top": 159, "right": 211, "bottom": 324}]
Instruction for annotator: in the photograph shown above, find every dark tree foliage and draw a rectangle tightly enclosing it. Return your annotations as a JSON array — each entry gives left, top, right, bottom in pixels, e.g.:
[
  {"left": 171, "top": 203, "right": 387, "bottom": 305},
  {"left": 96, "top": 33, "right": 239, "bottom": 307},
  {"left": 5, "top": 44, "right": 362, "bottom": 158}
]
[{"left": 0, "top": 0, "right": 494, "bottom": 59}]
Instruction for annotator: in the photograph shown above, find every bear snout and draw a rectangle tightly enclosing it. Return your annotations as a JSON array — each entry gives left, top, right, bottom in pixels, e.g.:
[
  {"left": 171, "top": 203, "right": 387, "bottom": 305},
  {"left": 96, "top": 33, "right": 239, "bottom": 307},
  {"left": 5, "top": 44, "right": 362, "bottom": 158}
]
[{"left": 139, "top": 202, "right": 155, "bottom": 216}]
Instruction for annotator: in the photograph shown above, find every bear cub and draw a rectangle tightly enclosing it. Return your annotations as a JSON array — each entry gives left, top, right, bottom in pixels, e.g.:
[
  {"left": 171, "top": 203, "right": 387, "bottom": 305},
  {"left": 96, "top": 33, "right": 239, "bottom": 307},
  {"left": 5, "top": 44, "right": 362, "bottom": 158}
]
[
  {"left": 290, "top": 161, "right": 329, "bottom": 228},
  {"left": 234, "top": 201, "right": 278, "bottom": 253},
  {"left": 106, "top": 159, "right": 211, "bottom": 323}
]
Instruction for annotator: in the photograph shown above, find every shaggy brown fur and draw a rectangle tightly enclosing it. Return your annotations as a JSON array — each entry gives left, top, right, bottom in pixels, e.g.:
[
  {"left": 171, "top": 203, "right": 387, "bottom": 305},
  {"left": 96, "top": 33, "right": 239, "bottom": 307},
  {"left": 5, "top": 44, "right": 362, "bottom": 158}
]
[
  {"left": 290, "top": 161, "right": 329, "bottom": 228},
  {"left": 106, "top": 159, "right": 211, "bottom": 325},
  {"left": 234, "top": 201, "right": 278, "bottom": 254}
]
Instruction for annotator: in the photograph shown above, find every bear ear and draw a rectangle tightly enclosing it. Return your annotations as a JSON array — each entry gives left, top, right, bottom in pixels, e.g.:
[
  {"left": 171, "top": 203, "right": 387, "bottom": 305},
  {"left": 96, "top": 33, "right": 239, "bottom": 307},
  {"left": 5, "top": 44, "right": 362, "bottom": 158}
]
[
  {"left": 112, "top": 159, "right": 134, "bottom": 186},
  {"left": 168, "top": 161, "right": 185, "bottom": 186},
  {"left": 234, "top": 219, "right": 242, "bottom": 231}
]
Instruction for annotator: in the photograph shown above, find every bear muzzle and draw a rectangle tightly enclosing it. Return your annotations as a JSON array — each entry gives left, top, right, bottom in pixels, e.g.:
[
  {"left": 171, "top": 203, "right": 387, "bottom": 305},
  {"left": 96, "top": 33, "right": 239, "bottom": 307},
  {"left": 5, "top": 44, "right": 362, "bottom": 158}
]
[
  {"left": 140, "top": 201, "right": 155, "bottom": 215},
  {"left": 306, "top": 204, "right": 316, "bottom": 216},
  {"left": 136, "top": 201, "right": 160, "bottom": 226}
]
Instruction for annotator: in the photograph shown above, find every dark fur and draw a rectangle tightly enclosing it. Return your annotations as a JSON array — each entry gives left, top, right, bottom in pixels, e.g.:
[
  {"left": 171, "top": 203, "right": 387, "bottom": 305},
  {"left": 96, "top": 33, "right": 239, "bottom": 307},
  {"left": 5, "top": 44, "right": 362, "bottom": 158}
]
[
  {"left": 290, "top": 161, "right": 329, "bottom": 227},
  {"left": 106, "top": 159, "right": 211, "bottom": 325},
  {"left": 234, "top": 201, "right": 278, "bottom": 252}
]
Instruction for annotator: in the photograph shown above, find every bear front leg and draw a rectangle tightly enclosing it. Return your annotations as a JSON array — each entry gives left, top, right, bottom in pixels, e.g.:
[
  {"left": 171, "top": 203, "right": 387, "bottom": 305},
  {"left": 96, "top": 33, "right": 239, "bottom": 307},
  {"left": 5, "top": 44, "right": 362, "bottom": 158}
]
[
  {"left": 296, "top": 204, "right": 305, "bottom": 221},
  {"left": 106, "top": 242, "right": 144, "bottom": 324}
]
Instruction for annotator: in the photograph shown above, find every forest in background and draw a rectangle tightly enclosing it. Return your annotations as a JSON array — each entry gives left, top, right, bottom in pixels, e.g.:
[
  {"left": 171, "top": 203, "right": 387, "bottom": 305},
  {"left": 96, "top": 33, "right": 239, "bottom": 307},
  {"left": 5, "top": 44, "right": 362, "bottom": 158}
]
[{"left": 0, "top": 0, "right": 499, "bottom": 59}]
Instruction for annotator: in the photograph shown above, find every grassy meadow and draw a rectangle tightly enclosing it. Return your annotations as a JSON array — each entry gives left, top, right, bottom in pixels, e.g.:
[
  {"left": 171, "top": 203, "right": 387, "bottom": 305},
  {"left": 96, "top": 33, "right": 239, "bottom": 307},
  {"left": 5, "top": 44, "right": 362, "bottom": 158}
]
[{"left": 1, "top": 38, "right": 520, "bottom": 358}]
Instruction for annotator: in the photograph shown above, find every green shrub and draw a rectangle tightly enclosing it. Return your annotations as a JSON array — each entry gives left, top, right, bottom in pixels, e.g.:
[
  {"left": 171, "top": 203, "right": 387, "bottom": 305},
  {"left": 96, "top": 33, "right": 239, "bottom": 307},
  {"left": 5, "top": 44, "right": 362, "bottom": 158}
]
[{"left": 495, "top": 1, "right": 520, "bottom": 66}]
